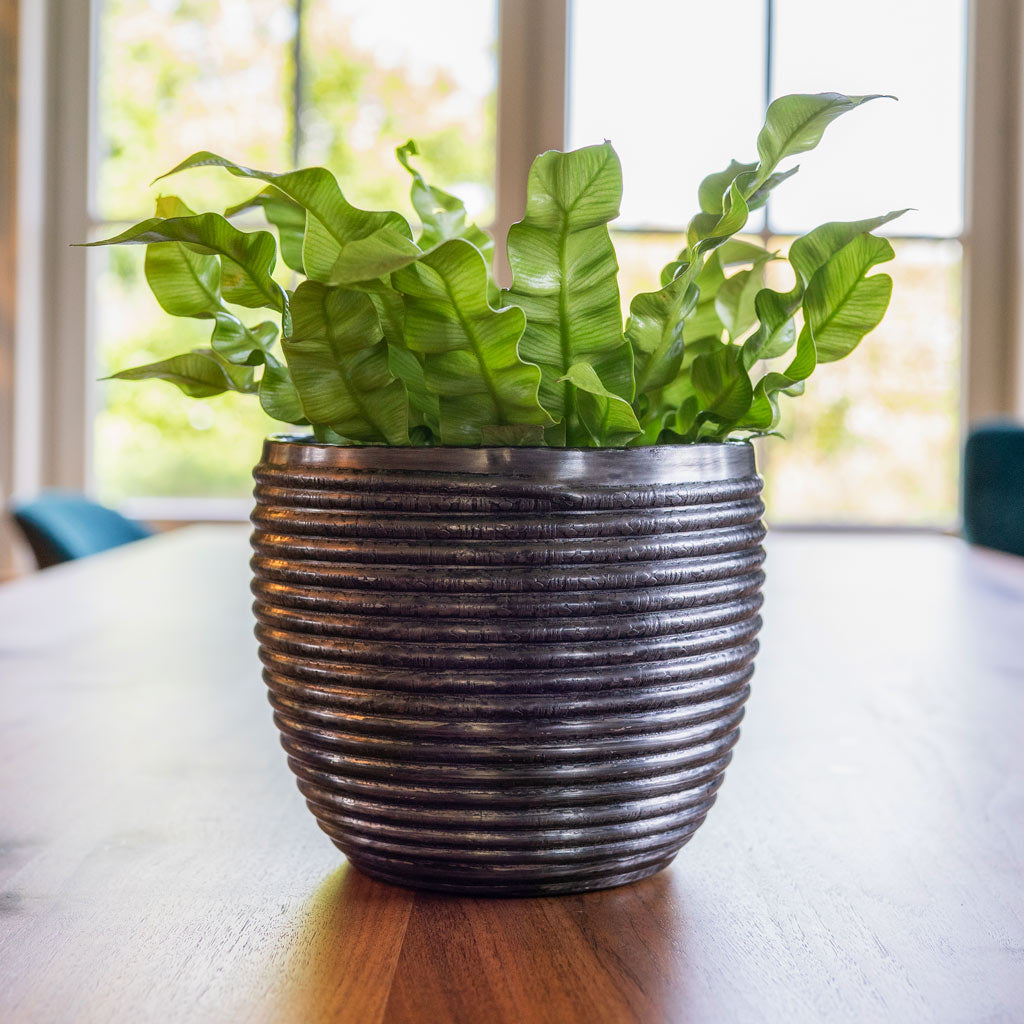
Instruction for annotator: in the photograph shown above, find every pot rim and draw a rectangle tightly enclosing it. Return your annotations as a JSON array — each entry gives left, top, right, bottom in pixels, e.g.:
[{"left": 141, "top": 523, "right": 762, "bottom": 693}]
[{"left": 260, "top": 435, "right": 756, "bottom": 484}]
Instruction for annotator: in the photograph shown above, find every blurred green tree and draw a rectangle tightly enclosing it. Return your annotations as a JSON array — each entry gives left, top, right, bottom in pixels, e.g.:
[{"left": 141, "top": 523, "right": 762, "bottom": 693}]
[{"left": 94, "top": 0, "right": 497, "bottom": 502}]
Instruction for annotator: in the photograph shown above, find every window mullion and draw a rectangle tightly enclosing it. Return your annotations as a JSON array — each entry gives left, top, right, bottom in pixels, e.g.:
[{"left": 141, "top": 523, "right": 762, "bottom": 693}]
[
  {"left": 763, "top": 0, "right": 775, "bottom": 235},
  {"left": 291, "top": 0, "right": 304, "bottom": 168},
  {"left": 963, "top": 0, "right": 1022, "bottom": 422},
  {"left": 493, "top": 0, "right": 569, "bottom": 285},
  {"left": 40, "top": 0, "right": 98, "bottom": 493}
]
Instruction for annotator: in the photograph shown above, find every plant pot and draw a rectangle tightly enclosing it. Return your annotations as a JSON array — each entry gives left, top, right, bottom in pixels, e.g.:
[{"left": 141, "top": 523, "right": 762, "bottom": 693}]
[{"left": 250, "top": 438, "right": 765, "bottom": 896}]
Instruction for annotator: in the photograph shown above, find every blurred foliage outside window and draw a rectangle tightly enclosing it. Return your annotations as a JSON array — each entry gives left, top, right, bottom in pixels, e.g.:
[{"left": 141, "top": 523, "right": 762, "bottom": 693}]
[{"left": 93, "top": 0, "right": 497, "bottom": 502}]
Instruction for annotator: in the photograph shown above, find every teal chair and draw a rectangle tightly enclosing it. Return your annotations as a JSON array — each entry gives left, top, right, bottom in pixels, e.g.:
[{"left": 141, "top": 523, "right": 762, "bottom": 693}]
[
  {"left": 11, "top": 491, "right": 152, "bottom": 569},
  {"left": 963, "top": 423, "right": 1024, "bottom": 557}
]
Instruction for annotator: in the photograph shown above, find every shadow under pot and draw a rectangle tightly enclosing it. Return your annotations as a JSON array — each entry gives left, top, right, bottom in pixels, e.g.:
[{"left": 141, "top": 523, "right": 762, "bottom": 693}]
[{"left": 249, "top": 438, "right": 765, "bottom": 897}]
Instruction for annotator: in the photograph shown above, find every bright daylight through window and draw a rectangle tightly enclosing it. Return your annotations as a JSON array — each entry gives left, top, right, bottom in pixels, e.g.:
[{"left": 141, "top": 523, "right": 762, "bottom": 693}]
[
  {"left": 92, "top": 0, "right": 497, "bottom": 502},
  {"left": 92, "top": 0, "right": 964, "bottom": 526},
  {"left": 570, "top": 0, "right": 964, "bottom": 525}
]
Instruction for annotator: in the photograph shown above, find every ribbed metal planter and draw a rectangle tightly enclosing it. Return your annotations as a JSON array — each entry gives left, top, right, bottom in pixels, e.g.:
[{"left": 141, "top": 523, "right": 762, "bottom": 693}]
[{"left": 250, "top": 438, "right": 765, "bottom": 896}]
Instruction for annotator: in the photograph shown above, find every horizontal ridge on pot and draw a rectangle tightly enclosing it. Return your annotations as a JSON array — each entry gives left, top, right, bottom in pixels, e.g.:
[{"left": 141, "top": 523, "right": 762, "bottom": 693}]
[{"left": 251, "top": 438, "right": 765, "bottom": 896}]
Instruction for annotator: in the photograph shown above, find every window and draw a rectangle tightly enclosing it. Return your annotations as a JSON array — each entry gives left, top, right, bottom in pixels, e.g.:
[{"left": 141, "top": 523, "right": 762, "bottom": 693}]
[
  {"left": 15, "top": 0, "right": 1005, "bottom": 529},
  {"left": 90, "top": 0, "right": 497, "bottom": 503},
  {"left": 569, "top": 0, "right": 966, "bottom": 525}
]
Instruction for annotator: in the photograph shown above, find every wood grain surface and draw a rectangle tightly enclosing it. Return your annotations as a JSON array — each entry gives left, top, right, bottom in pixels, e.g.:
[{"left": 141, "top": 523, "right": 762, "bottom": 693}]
[{"left": 0, "top": 526, "right": 1021, "bottom": 1023}]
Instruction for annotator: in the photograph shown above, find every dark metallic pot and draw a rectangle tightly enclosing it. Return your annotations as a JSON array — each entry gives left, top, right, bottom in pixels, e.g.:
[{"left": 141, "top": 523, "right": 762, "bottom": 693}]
[{"left": 250, "top": 438, "right": 765, "bottom": 896}]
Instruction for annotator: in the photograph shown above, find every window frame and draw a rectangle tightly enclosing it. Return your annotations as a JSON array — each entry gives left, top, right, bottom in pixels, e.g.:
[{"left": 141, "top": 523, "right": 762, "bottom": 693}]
[{"left": 2, "top": 0, "right": 1019, "bottom": 552}]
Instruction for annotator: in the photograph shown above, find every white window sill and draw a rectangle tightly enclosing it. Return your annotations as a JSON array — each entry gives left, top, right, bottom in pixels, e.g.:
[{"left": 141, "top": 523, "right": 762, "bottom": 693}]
[{"left": 118, "top": 497, "right": 254, "bottom": 525}]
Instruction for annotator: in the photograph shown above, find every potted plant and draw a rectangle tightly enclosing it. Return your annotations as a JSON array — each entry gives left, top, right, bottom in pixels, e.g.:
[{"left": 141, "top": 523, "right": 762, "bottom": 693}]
[{"left": 91, "top": 92, "right": 901, "bottom": 896}]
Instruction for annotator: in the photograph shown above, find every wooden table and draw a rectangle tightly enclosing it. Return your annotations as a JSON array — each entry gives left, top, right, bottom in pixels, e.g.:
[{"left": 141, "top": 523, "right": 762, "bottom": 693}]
[{"left": 1, "top": 527, "right": 1022, "bottom": 1023}]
